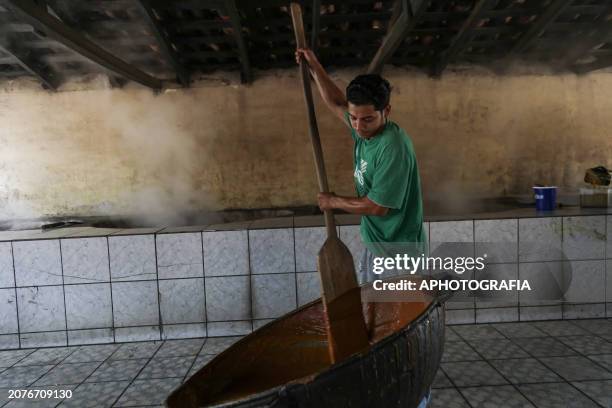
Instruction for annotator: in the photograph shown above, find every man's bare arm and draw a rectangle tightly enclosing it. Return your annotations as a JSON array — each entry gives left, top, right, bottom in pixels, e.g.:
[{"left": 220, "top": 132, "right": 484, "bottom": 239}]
[
  {"left": 318, "top": 193, "right": 389, "bottom": 216},
  {"left": 296, "top": 48, "right": 348, "bottom": 126}
]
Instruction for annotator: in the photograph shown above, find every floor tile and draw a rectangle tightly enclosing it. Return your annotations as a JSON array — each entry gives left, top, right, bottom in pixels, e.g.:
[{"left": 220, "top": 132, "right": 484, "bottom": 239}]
[
  {"left": 442, "top": 341, "right": 482, "bottom": 362},
  {"left": 570, "top": 319, "right": 612, "bottom": 336},
  {"left": 185, "top": 354, "right": 215, "bottom": 380},
  {"left": 571, "top": 380, "right": 612, "bottom": 408},
  {"left": 512, "top": 337, "right": 579, "bottom": 357},
  {"left": 429, "top": 388, "right": 470, "bottom": 408},
  {"left": 199, "top": 336, "right": 242, "bottom": 355},
  {"left": 452, "top": 324, "right": 505, "bottom": 341},
  {"left": 154, "top": 339, "right": 204, "bottom": 358},
  {"left": 0, "top": 365, "right": 54, "bottom": 387},
  {"left": 442, "top": 361, "right": 508, "bottom": 387},
  {"left": 34, "top": 362, "right": 99, "bottom": 386},
  {"left": 114, "top": 378, "right": 182, "bottom": 407},
  {"left": 108, "top": 342, "right": 162, "bottom": 360},
  {"left": 137, "top": 356, "right": 194, "bottom": 380},
  {"left": 490, "top": 358, "right": 563, "bottom": 384},
  {"left": 59, "top": 381, "right": 130, "bottom": 408},
  {"left": 467, "top": 339, "right": 530, "bottom": 360},
  {"left": 0, "top": 350, "right": 35, "bottom": 368},
  {"left": 61, "top": 345, "right": 119, "bottom": 364},
  {"left": 586, "top": 354, "right": 612, "bottom": 372},
  {"left": 518, "top": 382, "right": 601, "bottom": 408},
  {"left": 444, "top": 326, "right": 462, "bottom": 342},
  {"left": 460, "top": 385, "right": 535, "bottom": 408},
  {"left": 491, "top": 322, "right": 548, "bottom": 338},
  {"left": 540, "top": 356, "right": 612, "bottom": 381},
  {"left": 15, "top": 348, "right": 74, "bottom": 367},
  {"left": 432, "top": 368, "right": 453, "bottom": 389},
  {"left": 86, "top": 359, "right": 149, "bottom": 383},
  {"left": 531, "top": 321, "right": 590, "bottom": 336},
  {"left": 556, "top": 335, "right": 612, "bottom": 355}
]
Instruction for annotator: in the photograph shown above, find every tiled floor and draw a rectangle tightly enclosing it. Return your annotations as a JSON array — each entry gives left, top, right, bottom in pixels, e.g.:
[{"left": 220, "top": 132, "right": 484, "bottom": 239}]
[
  {"left": 0, "top": 320, "right": 609, "bottom": 407},
  {"left": 434, "top": 318, "right": 612, "bottom": 408}
]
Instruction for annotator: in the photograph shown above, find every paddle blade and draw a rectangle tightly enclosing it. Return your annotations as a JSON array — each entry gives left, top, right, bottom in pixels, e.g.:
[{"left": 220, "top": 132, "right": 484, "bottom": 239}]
[{"left": 317, "top": 237, "right": 369, "bottom": 362}]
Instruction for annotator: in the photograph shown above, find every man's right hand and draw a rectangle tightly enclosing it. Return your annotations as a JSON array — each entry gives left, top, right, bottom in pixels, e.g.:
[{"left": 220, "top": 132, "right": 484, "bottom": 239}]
[{"left": 295, "top": 48, "right": 318, "bottom": 67}]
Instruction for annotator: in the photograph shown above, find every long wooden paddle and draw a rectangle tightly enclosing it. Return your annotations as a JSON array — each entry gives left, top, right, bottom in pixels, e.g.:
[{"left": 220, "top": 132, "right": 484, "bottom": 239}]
[{"left": 290, "top": 3, "right": 369, "bottom": 363}]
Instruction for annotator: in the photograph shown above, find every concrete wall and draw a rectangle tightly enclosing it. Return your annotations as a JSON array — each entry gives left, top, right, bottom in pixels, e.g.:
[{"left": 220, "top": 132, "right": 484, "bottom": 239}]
[{"left": 1, "top": 68, "right": 611, "bottom": 221}]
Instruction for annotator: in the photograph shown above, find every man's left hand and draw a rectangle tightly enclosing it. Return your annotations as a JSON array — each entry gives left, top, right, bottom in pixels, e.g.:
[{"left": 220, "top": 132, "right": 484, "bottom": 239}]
[{"left": 317, "top": 192, "right": 336, "bottom": 211}]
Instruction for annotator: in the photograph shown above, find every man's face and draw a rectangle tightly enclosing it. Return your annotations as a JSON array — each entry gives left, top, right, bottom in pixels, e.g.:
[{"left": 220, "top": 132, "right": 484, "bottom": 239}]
[{"left": 347, "top": 103, "right": 390, "bottom": 139}]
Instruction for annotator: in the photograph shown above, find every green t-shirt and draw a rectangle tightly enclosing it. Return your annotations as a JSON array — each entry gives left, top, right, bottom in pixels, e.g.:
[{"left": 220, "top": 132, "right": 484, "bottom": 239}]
[{"left": 345, "top": 113, "right": 426, "bottom": 252}]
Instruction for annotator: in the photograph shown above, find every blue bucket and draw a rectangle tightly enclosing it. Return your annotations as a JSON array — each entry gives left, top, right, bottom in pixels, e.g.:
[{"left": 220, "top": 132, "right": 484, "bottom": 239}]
[{"left": 533, "top": 186, "right": 557, "bottom": 211}]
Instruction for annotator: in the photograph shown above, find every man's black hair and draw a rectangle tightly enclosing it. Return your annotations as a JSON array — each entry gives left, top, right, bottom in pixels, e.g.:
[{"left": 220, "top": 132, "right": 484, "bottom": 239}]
[{"left": 346, "top": 74, "right": 391, "bottom": 111}]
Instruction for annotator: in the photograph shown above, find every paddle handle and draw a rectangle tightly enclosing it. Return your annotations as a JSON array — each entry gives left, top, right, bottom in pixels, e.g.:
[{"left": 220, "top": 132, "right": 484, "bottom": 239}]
[{"left": 290, "top": 3, "right": 337, "bottom": 239}]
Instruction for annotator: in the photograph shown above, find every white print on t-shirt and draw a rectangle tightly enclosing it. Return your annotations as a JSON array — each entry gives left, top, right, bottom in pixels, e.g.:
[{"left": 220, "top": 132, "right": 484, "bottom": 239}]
[{"left": 354, "top": 159, "right": 368, "bottom": 186}]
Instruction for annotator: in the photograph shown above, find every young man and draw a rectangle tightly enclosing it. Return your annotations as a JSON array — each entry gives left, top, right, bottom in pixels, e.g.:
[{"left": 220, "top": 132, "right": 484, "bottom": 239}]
[{"left": 295, "top": 49, "right": 427, "bottom": 286}]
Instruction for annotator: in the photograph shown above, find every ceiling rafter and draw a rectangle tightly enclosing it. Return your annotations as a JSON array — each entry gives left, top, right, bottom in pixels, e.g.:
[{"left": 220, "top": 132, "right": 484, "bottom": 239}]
[
  {"left": 368, "top": 0, "right": 430, "bottom": 75},
  {"left": 136, "top": 0, "right": 189, "bottom": 86},
  {"left": 4, "top": 0, "right": 163, "bottom": 89}
]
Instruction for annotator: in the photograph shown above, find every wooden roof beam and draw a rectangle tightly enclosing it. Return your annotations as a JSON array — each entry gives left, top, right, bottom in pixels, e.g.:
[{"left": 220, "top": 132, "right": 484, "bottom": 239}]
[
  {"left": 0, "top": 36, "right": 61, "bottom": 89},
  {"left": 223, "top": 0, "right": 251, "bottom": 83},
  {"left": 4, "top": 0, "right": 163, "bottom": 89},
  {"left": 430, "top": 0, "right": 498, "bottom": 77},
  {"left": 559, "top": 5, "right": 612, "bottom": 68},
  {"left": 508, "top": 0, "right": 570, "bottom": 55},
  {"left": 367, "top": 0, "right": 429, "bottom": 75},
  {"left": 572, "top": 54, "right": 612, "bottom": 75},
  {"left": 136, "top": 0, "right": 189, "bottom": 87}
]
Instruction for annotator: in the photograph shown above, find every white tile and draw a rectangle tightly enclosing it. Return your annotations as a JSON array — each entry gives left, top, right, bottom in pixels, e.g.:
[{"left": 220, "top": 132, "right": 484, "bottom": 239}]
[
  {"left": 0, "top": 242, "right": 14, "bottom": 288},
  {"left": 205, "top": 276, "right": 250, "bottom": 321},
  {"left": 475, "top": 263, "right": 519, "bottom": 307},
  {"left": 519, "top": 262, "right": 565, "bottom": 306},
  {"left": 445, "top": 309, "right": 475, "bottom": 325},
  {"left": 20, "top": 331, "right": 67, "bottom": 348},
  {"left": 61, "top": 237, "right": 110, "bottom": 284},
  {"left": 12, "top": 240, "right": 62, "bottom": 286},
  {"left": 296, "top": 272, "right": 321, "bottom": 306},
  {"left": 251, "top": 273, "right": 297, "bottom": 319},
  {"left": 17, "top": 286, "right": 66, "bottom": 332},
  {"left": 109, "top": 235, "right": 156, "bottom": 281},
  {"left": 563, "top": 260, "right": 605, "bottom": 303},
  {"left": 607, "top": 260, "right": 612, "bottom": 303},
  {"left": 475, "top": 219, "right": 518, "bottom": 263},
  {"left": 607, "top": 216, "right": 612, "bottom": 258},
  {"left": 476, "top": 307, "right": 519, "bottom": 323},
  {"left": 115, "top": 326, "right": 161, "bottom": 342},
  {"left": 0, "top": 289, "right": 17, "bottom": 334},
  {"left": 203, "top": 231, "right": 249, "bottom": 276},
  {"left": 161, "top": 323, "right": 206, "bottom": 340},
  {"left": 339, "top": 225, "right": 364, "bottom": 270},
  {"left": 248, "top": 229, "right": 295, "bottom": 274},
  {"left": 563, "top": 216, "right": 606, "bottom": 260},
  {"left": 112, "top": 281, "right": 159, "bottom": 327},
  {"left": 156, "top": 233, "right": 203, "bottom": 279},
  {"left": 430, "top": 220, "right": 474, "bottom": 259},
  {"left": 65, "top": 283, "right": 113, "bottom": 329},
  {"left": 519, "top": 305, "right": 562, "bottom": 321},
  {"left": 68, "top": 329, "right": 114, "bottom": 345},
  {"left": 159, "top": 278, "right": 205, "bottom": 324},
  {"left": 295, "top": 227, "right": 326, "bottom": 272},
  {"left": 206, "top": 321, "right": 252, "bottom": 337},
  {"left": 253, "top": 319, "right": 274, "bottom": 330},
  {"left": 563, "top": 303, "right": 606, "bottom": 319},
  {"left": 0, "top": 334, "right": 19, "bottom": 349},
  {"left": 519, "top": 218, "right": 563, "bottom": 262}
]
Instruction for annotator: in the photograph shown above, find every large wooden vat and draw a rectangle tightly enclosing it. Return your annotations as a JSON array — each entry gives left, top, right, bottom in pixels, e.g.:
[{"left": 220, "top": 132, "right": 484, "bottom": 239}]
[{"left": 166, "top": 276, "right": 448, "bottom": 408}]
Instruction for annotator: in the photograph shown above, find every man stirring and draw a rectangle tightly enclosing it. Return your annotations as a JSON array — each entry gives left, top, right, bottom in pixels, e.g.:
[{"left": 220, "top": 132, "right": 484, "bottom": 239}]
[{"left": 295, "top": 49, "right": 427, "bottom": 284}]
